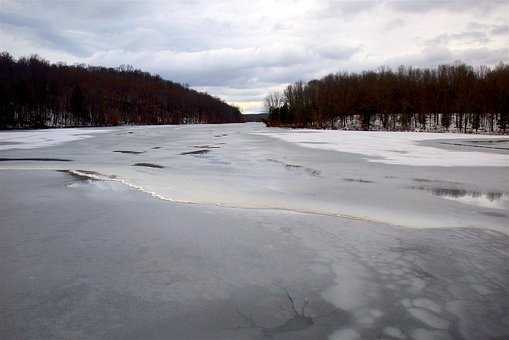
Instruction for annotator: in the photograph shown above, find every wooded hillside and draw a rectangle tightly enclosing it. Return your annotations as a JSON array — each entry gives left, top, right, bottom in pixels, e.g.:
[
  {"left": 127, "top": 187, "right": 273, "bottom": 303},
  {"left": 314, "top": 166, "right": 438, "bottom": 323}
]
[
  {"left": 265, "top": 63, "right": 509, "bottom": 133},
  {"left": 0, "top": 52, "right": 242, "bottom": 129}
]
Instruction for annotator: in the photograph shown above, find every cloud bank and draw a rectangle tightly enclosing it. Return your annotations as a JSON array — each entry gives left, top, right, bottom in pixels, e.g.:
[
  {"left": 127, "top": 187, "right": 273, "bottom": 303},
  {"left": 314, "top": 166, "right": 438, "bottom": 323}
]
[{"left": 1, "top": 0, "right": 508, "bottom": 113}]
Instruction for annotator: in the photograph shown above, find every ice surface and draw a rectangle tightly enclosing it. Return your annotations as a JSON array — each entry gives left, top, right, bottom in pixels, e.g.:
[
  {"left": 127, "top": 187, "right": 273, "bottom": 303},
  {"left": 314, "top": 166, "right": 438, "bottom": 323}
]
[
  {"left": 1, "top": 124, "right": 506, "bottom": 233},
  {"left": 383, "top": 326, "right": 406, "bottom": 339},
  {"left": 411, "top": 328, "right": 452, "bottom": 340},
  {"left": 329, "top": 329, "right": 361, "bottom": 340},
  {"left": 257, "top": 130, "right": 509, "bottom": 166},
  {"left": 407, "top": 308, "right": 449, "bottom": 329},
  {"left": 412, "top": 298, "right": 442, "bottom": 313},
  {"left": 0, "top": 128, "right": 110, "bottom": 150},
  {"left": 1, "top": 124, "right": 508, "bottom": 339}
]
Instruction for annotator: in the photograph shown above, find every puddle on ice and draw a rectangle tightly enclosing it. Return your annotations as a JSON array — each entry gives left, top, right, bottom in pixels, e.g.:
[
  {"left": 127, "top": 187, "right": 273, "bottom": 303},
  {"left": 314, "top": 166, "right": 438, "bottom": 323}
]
[
  {"left": 411, "top": 186, "right": 509, "bottom": 209},
  {"left": 301, "top": 141, "right": 330, "bottom": 145},
  {"left": 0, "top": 141, "right": 22, "bottom": 146},
  {"left": 439, "top": 139, "right": 509, "bottom": 151},
  {"left": 180, "top": 149, "right": 211, "bottom": 155},
  {"left": 113, "top": 150, "right": 145, "bottom": 154},
  {"left": 267, "top": 158, "right": 321, "bottom": 176},
  {"left": 193, "top": 145, "right": 221, "bottom": 149},
  {"left": 343, "top": 178, "right": 374, "bottom": 184},
  {"left": 132, "top": 162, "right": 165, "bottom": 169}
]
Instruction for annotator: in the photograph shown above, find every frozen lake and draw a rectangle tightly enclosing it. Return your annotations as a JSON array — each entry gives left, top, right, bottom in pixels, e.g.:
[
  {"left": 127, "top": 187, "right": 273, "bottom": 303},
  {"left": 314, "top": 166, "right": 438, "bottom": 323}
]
[{"left": 1, "top": 123, "right": 508, "bottom": 339}]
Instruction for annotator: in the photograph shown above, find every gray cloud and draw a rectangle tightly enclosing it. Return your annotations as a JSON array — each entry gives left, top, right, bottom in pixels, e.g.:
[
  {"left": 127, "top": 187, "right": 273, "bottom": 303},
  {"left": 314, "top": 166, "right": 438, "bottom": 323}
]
[
  {"left": 1, "top": 0, "right": 508, "bottom": 113},
  {"left": 388, "top": 0, "right": 502, "bottom": 13},
  {"left": 0, "top": 12, "right": 89, "bottom": 56},
  {"left": 425, "top": 31, "right": 491, "bottom": 46},
  {"left": 491, "top": 24, "right": 509, "bottom": 35},
  {"left": 384, "top": 18, "right": 405, "bottom": 31}
]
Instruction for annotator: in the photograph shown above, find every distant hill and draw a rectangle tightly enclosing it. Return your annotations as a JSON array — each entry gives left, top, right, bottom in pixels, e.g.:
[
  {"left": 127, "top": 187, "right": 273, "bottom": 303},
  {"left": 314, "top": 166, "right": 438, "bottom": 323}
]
[
  {"left": 0, "top": 52, "right": 242, "bottom": 129},
  {"left": 242, "top": 113, "right": 269, "bottom": 122}
]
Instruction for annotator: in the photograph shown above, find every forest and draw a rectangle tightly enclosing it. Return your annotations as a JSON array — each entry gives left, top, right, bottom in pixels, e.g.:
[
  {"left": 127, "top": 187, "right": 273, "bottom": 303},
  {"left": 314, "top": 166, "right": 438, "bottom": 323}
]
[
  {"left": 265, "top": 63, "right": 509, "bottom": 133},
  {"left": 0, "top": 52, "right": 242, "bottom": 129}
]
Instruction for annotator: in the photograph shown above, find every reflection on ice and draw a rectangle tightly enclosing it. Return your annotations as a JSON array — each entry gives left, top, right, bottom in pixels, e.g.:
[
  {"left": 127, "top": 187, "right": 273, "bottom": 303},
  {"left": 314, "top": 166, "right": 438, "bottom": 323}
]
[{"left": 412, "top": 186, "right": 509, "bottom": 209}]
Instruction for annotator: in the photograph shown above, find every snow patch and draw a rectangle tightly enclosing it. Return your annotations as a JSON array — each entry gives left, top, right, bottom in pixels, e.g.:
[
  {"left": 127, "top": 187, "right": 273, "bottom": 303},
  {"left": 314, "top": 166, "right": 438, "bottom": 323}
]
[
  {"left": 256, "top": 130, "right": 509, "bottom": 167},
  {"left": 0, "top": 128, "right": 110, "bottom": 150}
]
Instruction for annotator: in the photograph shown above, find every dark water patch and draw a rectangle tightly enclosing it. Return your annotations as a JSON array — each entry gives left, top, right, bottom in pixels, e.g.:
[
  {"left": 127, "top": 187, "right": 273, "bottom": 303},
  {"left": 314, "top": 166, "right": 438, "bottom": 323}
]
[
  {"left": 180, "top": 149, "right": 211, "bottom": 155},
  {"left": 431, "top": 188, "right": 503, "bottom": 200},
  {"left": 58, "top": 169, "right": 117, "bottom": 181},
  {"left": 439, "top": 141, "right": 509, "bottom": 151},
  {"left": 0, "top": 141, "right": 22, "bottom": 146},
  {"left": 267, "top": 158, "right": 321, "bottom": 176},
  {"left": 193, "top": 145, "right": 221, "bottom": 149},
  {"left": 481, "top": 211, "right": 508, "bottom": 218},
  {"left": 59, "top": 169, "right": 110, "bottom": 181},
  {"left": 0, "top": 157, "right": 73, "bottom": 162},
  {"left": 385, "top": 175, "right": 399, "bottom": 179},
  {"left": 413, "top": 178, "right": 434, "bottom": 183},
  {"left": 214, "top": 134, "right": 228, "bottom": 137},
  {"left": 467, "top": 139, "right": 509, "bottom": 144},
  {"left": 114, "top": 150, "right": 145, "bottom": 155},
  {"left": 301, "top": 141, "right": 330, "bottom": 145},
  {"left": 128, "top": 131, "right": 134, "bottom": 134},
  {"left": 410, "top": 185, "right": 507, "bottom": 208},
  {"left": 59, "top": 170, "right": 93, "bottom": 181},
  {"left": 305, "top": 168, "right": 321, "bottom": 176},
  {"left": 76, "top": 170, "right": 108, "bottom": 177},
  {"left": 388, "top": 149, "right": 408, "bottom": 154},
  {"left": 343, "top": 178, "right": 374, "bottom": 184},
  {"left": 413, "top": 178, "right": 462, "bottom": 185},
  {"left": 132, "top": 163, "right": 165, "bottom": 169},
  {"left": 151, "top": 147, "right": 161, "bottom": 150}
]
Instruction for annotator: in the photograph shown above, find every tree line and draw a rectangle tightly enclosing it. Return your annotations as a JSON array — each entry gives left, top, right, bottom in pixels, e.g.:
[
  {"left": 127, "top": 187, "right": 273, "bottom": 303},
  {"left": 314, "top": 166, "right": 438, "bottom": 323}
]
[
  {"left": 0, "top": 52, "right": 242, "bottom": 129},
  {"left": 265, "top": 63, "right": 509, "bottom": 133}
]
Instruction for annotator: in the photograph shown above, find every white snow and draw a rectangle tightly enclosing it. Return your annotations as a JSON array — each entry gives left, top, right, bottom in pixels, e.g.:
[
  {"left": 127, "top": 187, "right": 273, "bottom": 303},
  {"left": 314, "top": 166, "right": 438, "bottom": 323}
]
[
  {"left": 0, "top": 128, "right": 110, "bottom": 150},
  {"left": 256, "top": 130, "right": 509, "bottom": 167}
]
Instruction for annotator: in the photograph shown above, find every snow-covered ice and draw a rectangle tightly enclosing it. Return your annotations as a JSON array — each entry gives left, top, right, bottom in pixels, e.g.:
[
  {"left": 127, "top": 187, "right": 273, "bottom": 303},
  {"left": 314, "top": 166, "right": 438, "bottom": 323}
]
[
  {"left": 257, "top": 129, "right": 509, "bottom": 167},
  {"left": 0, "top": 127, "right": 110, "bottom": 150}
]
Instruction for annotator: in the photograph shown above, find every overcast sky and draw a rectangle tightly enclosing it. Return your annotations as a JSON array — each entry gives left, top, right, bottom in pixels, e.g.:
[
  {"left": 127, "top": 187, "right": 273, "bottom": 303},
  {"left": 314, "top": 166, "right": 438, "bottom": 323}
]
[{"left": 1, "top": 1, "right": 508, "bottom": 113}]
